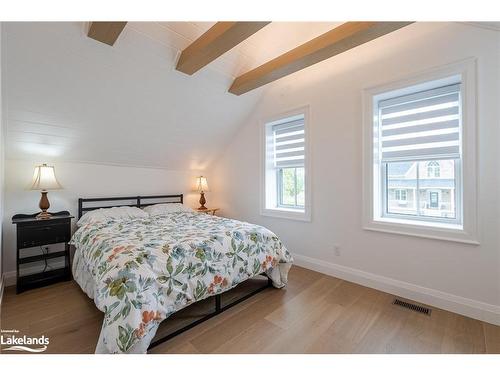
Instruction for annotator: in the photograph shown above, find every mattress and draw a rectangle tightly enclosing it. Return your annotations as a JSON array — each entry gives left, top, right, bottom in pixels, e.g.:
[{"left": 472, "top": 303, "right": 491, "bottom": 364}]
[{"left": 71, "top": 211, "right": 293, "bottom": 353}]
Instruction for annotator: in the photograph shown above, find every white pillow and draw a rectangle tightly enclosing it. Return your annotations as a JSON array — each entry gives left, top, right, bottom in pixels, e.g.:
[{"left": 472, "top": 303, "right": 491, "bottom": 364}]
[
  {"left": 77, "top": 206, "right": 148, "bottom": 227},
  {"left": 143, "top": 203, "right": 193, "bottom": 216}
]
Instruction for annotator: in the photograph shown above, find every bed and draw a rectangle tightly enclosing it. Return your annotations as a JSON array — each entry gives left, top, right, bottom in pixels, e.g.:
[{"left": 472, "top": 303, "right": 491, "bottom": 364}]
[{"left": 71, "top": 194, "right": 293, "bottom": 354}]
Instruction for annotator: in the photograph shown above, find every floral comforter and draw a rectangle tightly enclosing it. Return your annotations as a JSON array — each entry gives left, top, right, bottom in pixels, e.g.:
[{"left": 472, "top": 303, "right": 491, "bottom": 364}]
[{"left": 71, "top": 211, "right": 293, "bottom": 354}]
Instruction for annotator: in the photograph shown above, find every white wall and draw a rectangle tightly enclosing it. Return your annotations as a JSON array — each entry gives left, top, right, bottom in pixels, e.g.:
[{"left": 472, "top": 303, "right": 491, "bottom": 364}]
[
  {"left": 2, "top": 159, "right": 209, "bottom": 284},
  {"left": 211, "top": 23, "right": 500, "bottom": 323}
]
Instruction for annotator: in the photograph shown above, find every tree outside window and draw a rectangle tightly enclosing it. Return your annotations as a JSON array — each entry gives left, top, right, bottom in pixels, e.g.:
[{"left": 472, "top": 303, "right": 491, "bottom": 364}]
[{"left": 278, "top": 167, "right": 305, "bottom": 208}]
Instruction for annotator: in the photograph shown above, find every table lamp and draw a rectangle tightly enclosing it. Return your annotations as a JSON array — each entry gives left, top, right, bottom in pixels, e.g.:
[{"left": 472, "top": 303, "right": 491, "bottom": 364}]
[
  {"left": 30, "top": 163, "right": 62, "bottom": 219},
  {"left": 196, "top": 176, "right": 209, "bottom": 210}
]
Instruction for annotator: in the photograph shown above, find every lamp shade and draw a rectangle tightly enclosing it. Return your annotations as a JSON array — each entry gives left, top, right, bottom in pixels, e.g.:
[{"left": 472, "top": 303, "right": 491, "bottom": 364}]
[
  {"left": 196, "top": 176, "right": 209, "bottom": 192},
  {"left": 30, "top": 164, "right": 62, "bottom": 190}
]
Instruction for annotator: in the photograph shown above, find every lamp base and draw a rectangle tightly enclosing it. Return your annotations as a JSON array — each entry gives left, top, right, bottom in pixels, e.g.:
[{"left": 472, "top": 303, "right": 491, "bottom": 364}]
[
  {"left": 36, "top": 210, "right": 52, "bottom": 220},
  {"left": 36, "top": 191, "right": 51, "bottom": 219},
  {"left": 198, "top": 191, "right": 207, "bottom": 210}
]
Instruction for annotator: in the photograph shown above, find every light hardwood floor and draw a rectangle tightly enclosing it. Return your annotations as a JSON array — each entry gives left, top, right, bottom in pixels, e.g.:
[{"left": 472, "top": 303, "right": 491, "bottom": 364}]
[{"left": 1, "top": 266, "right": 499, "bottom": 354}]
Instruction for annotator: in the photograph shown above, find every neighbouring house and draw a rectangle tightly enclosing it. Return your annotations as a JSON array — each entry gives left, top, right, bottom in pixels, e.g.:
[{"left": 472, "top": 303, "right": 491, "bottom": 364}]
[{"left": 387, "top": 160, "right": 456, "bottom": 219}]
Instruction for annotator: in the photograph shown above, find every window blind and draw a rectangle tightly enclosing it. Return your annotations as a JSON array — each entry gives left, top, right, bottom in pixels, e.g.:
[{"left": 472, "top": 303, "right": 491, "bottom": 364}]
[
  {"left": 272, "top": 116, "right": 305, "bottom": 168},
  {"left": 379, "top": 83, "right": 461, "bottom": 162}
]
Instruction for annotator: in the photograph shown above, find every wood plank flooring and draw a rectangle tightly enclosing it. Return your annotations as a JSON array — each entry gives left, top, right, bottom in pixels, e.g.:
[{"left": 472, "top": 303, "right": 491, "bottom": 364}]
[{"left": 1, "top": 266, "right": 498, "bottom": 354}]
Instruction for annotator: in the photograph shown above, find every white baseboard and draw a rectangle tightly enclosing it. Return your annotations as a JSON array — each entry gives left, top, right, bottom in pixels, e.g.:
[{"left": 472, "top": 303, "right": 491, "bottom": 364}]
[
  {"left": 293, "top": 254, "right": 500, "bottom": 326},
  {"left": 4, "top": 270, "right": 16, "bottom": 287}
]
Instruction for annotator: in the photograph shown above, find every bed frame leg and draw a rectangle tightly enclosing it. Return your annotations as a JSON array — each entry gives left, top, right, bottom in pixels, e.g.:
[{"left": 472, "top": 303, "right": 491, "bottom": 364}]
[{"left": 215, "top": 294, "right": 221, "bottom": 312}]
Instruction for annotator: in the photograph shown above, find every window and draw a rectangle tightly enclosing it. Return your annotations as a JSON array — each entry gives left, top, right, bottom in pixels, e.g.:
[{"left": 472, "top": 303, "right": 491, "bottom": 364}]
[
  {"left": 362, "top": 59, "right": 478, "bottom": 244},
  {"left": 378, "top": 82, "right": 462, "bottom": 226},
  {"left": 427, "top": 161, "right": 440, "bottom": 177},
  {"left": 261, "top": 107, "right": 310, "bottom": 221},
  {"left": 394, "top": 189, "right": 407, "bottom": 202},
  {"left": 385, "top": 159, "right": 457, "bottom": 219},
  {"left": 278, "top": 167, "right": 305, "bottom": 208}
]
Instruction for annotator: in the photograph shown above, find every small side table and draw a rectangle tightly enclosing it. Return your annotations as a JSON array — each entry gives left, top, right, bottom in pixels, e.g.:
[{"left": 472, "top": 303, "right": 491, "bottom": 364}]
[
  {"left": 12, "top": 211, "right": 73, "bottom": 293},
  {"left": 196, "top": 208, "right": 220, "bottom": 216}
]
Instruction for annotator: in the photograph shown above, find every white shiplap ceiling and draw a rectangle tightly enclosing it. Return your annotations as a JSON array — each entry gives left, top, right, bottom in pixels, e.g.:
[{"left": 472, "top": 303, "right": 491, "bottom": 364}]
[
  {"left": 3, "top": 22, "right": 339, "bottom": 170},
  {"left": 132, "top": 22, "right": 341, "bottom": 77}
]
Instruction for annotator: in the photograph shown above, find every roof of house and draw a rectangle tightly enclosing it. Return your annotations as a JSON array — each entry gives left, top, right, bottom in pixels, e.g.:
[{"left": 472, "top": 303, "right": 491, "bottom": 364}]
[{"left": 388, "top": 162, "right": 413, "bottom": 176}]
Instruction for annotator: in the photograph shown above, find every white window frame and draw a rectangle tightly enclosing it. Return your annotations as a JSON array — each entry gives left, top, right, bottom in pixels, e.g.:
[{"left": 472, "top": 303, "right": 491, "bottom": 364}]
[
  {"left": 362, "top": 59, "right": 478, "bottom": 244},
  {"left": 260, "top": 106, "right": 311, "bottom": 221}
]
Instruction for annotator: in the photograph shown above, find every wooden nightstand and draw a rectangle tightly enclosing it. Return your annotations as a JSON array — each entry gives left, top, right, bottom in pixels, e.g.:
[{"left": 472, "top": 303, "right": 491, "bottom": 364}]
[
  {"left": 12, "top": 211, "right": 73, "bottom": 294},
  {"left": 196, "top": 208, "right": 220, "bottom": 216}
]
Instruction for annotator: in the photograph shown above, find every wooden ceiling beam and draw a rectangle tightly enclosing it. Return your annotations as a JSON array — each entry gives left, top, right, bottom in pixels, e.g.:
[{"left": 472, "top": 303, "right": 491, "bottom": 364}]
[
  {"left": 229, "top": 22, "right": 414, "bottom": 95},
  {"left": 176, "top": 22, "right": 270, "bottom": 75},
  {"left": 87, "top": 22, "right": 127, "bottom": 46}
]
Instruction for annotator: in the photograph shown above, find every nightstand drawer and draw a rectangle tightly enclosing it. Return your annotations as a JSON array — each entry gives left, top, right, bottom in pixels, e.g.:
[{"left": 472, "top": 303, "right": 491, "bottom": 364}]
[{"left": 18, "top": 221, "right": 71, "bottom": 247}]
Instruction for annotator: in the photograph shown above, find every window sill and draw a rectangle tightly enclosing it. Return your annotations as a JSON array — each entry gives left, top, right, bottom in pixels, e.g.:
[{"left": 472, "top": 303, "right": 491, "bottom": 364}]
[
  {"left": 364, "top": 217, "right": 479, "bottom": 245},
  {"left": 261, "top": 207, "right": 311, "bottom": 222}
]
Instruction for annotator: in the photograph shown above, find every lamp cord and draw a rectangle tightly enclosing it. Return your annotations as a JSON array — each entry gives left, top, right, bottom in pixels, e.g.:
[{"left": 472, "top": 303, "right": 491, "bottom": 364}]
[{"left": 40, "top": 246, "right": 51, "bottom": 272}]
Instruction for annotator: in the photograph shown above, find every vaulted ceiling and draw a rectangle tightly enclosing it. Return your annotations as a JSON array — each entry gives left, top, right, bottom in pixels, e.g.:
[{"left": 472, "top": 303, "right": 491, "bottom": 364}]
[
  {"left": 3, "top": 22, "right": 497, "bottom": 170},
  {"left": 2, "top": 22, "right": 340, "bottom": 170}
]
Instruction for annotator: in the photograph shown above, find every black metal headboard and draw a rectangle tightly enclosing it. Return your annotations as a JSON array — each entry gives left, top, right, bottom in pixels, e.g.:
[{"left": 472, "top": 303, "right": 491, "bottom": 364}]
[{"left": 78, "top": 194, "right": 183, "bottom": 219}]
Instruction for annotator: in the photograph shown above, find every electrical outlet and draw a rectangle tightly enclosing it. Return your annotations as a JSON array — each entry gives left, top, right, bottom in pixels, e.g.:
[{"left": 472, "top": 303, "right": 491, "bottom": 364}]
[{"left": 333, "top": 245, "right": 341, "bottom": 256}]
